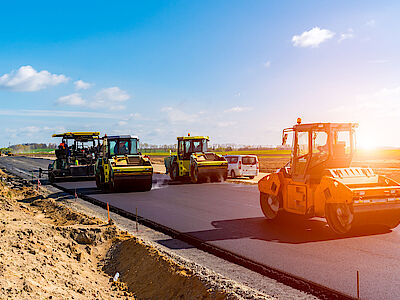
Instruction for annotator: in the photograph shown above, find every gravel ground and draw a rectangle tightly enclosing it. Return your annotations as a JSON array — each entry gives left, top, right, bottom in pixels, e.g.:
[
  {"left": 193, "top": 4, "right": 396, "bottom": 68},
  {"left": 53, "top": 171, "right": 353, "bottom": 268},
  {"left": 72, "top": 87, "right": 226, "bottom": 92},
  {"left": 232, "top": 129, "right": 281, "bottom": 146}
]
[{"left": 0, "top": 157, "right": 316, "bottom": 300}]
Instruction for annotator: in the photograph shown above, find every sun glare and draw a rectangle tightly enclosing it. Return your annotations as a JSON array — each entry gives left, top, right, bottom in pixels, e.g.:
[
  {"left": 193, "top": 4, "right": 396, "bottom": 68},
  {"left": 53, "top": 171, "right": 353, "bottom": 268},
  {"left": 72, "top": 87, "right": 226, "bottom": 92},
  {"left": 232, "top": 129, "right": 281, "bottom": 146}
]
[{"left": 356, "top": 135, "right": 378, "bottom": 151}]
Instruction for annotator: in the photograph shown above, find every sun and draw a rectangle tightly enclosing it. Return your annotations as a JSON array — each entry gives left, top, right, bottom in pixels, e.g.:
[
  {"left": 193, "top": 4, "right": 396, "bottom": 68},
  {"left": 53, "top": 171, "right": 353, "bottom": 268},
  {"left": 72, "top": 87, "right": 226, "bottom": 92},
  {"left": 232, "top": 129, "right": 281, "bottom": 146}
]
[{"left": 356, "top": 135, "right": 377, "bottom": 151}]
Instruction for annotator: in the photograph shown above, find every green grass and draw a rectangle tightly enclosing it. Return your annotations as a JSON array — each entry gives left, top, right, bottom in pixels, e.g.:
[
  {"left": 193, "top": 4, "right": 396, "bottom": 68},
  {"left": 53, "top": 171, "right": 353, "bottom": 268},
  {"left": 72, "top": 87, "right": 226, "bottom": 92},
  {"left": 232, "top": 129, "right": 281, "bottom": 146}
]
[
  {"left": 27, "top": 148, "right": 55, "bottom": 154},
  {"left": 142, "top": 151, "right": 176, "bottom": 156},
  {"left": 142, "top": 149, "right": 291, "bottom": 157},
  {"left": 216, "top": 149, "right": 291, "bottom": 156}
]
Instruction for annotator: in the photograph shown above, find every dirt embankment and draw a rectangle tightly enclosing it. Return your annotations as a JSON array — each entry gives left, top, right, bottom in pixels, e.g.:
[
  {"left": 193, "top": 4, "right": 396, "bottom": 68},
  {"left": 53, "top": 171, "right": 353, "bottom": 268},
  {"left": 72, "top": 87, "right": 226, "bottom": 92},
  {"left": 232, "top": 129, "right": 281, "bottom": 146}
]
[
  {"left": 1, "top": 170, "right": 264, "bottom": 300},
  {"left": 0, "top": 170, "right": 131, "bottom": 299},
  {"left": 104, "top": 238, "right": 227, "bottom": 300}
]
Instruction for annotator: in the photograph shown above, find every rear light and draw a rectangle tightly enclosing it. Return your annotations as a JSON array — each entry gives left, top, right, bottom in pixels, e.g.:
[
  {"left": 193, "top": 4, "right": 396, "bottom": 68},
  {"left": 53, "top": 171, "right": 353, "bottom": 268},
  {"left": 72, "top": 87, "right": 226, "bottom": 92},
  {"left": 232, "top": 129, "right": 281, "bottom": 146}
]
[
  {"left": 257, "top": 162, "right": 259, "bottom": 169},
  {"left": 238, "top": 161, "right": 241, "bottom": 169}
]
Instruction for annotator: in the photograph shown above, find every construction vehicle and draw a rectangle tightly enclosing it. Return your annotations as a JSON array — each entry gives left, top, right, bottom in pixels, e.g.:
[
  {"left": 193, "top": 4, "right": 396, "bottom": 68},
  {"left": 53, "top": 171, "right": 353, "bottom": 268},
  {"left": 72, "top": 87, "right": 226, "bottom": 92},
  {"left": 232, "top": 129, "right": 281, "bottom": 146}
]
[
  {"left": 164, "top": 135, "right": 228, "bottom": 183},
  {"left": 258, "top": 119, "right": 400, "bottom": 234},
  {"left": 95, "top": 135, "right": 153, "bottom": 192},
  {"left": 47, "top": 132, "right": 101, "bottom": 182}
]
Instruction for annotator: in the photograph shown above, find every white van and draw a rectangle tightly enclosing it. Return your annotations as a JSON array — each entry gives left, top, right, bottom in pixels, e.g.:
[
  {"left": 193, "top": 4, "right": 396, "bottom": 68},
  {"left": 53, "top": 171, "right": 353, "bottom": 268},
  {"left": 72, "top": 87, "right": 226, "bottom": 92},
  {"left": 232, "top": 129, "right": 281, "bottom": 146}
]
[{"left": 224, "top": 155, "right": 259, "bottom": 179}]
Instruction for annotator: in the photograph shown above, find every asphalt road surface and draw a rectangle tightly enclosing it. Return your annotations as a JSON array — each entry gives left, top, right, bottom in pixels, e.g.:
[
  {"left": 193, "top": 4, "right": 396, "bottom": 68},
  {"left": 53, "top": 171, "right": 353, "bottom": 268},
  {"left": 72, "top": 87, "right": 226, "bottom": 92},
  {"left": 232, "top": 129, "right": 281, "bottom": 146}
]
[{"left": 1, "top": 156, "right": 400, "bottom": 299}]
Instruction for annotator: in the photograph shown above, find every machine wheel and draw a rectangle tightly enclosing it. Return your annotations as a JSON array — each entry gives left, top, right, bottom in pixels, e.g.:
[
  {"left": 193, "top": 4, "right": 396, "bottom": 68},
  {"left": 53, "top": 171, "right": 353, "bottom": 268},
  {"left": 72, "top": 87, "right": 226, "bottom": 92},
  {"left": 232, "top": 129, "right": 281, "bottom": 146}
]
[
  {"left": 325, "top": 203, "right": 354, "bottom": 234},
  {"left": 191, "top": 166, "right": 200, "bottom": 184},
  {"left": 170, "top": 164, "right": 178, "bottom": 181},
  {"left": 110, "top": 175, "right": 118, "bottom": 192},
  {"left": 141, "top": 177, "right": 153, "bottom": 191},
  {"left": 48, "top": 172, "right": 55, "bottom": 183},
  {"left": 95, "top": 174, "right": 104, "bottom": 189},
  {"left": 385, "top": 219, "right": 400, "bottom": 230},
  {"left": 260, "top": 192, "right": 280, "bottom": 220},
  {"left": 230, "top": 170, "right": 236, "bottom": 178}
]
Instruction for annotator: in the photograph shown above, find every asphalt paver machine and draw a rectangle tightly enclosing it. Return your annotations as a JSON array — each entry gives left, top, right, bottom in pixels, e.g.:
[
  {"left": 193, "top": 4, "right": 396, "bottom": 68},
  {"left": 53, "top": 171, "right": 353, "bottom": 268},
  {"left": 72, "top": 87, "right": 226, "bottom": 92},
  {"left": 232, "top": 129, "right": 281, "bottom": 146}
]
[
  {"left": 164, "top": 135, "right": 228, "bottom": 183},
  {"left": 47, "top": 132, "right": 101, "bottom": 182},
  {"left": 258, "top": 119, "right": 400, "bottom": 234}
]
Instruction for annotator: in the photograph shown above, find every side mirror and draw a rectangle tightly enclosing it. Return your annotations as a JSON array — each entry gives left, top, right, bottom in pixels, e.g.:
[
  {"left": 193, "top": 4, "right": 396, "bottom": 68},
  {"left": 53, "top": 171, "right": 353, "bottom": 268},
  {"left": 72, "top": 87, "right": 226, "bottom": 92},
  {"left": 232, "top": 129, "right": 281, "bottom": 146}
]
[{"left": 282, "top": 133, "right": 288, "bottom": 145}]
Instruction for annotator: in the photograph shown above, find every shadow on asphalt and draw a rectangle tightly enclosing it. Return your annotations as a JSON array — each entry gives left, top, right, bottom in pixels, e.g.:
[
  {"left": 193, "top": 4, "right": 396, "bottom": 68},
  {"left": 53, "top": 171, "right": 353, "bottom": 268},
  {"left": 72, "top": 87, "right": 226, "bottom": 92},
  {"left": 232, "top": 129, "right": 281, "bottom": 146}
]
[{"left": 158, "top": 216, "right": 391, "bottom": 249}]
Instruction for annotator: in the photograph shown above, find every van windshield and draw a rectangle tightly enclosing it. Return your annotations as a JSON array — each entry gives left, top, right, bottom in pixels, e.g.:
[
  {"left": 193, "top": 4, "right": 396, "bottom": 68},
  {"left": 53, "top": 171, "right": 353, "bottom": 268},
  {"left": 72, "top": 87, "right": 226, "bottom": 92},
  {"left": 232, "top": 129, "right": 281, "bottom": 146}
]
[
  {"left": 226, "top": 157, "right": 238, "bottom": 163},
  {"left": 242, "top": 156, "right": 257, "bottom": 165}
]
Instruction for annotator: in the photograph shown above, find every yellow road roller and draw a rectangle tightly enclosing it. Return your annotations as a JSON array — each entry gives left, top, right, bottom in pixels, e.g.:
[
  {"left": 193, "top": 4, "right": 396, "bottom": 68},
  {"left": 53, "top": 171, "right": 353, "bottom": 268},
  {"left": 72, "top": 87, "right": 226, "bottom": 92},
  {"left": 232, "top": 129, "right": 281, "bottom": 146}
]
[
  {"left": 258, "top": 119, "right": 400, "bottom": 234},
  {"left": 95, "top": 135, "right": 153, "bottom": 192},
  {"left": 164, "top": 135, "right": 228, "bottom": 183}
]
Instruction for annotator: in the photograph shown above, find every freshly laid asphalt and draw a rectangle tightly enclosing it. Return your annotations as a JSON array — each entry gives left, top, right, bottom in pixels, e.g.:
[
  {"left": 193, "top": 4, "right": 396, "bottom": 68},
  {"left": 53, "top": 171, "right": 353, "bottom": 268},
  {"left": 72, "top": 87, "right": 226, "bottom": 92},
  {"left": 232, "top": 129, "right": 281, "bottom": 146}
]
[{"left": 1, "top": 156, "right": 400, "bottom": 299}]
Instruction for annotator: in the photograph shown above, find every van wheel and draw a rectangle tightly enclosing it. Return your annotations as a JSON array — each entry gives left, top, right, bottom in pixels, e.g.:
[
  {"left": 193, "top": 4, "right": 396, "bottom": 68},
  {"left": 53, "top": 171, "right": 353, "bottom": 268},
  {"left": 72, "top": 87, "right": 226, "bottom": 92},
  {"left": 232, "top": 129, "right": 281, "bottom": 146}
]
[
  {"left": 248, "top": 176, "right": 255, "bottom": 179},
  {"left": 260, "top": 192, "right": 280, "bottom": 220},
  {"left": 230, "top": 170, "right": 236, "bottom": 178}
]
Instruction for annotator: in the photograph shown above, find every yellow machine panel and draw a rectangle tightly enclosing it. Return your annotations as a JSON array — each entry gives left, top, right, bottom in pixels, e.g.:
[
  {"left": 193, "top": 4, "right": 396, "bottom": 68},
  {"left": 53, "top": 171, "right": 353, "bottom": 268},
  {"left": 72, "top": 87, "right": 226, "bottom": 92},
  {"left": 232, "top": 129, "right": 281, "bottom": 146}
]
[{"left": 286, "top": 184, "right": 307, "bottom": 214}]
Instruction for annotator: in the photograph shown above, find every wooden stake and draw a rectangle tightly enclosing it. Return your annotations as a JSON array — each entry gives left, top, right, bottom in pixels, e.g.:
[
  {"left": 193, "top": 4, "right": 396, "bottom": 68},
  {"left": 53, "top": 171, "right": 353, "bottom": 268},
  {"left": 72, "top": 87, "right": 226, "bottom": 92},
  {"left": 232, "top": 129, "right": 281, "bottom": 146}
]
[
  {"left": 357, "top": 270, "right": 360, "bottom": 300},
  {"left": 136, "top": 207, "right": 138, "bottom": 232},
  {"left": 107, "top": 202, "right": 110, "bottom": 224}
]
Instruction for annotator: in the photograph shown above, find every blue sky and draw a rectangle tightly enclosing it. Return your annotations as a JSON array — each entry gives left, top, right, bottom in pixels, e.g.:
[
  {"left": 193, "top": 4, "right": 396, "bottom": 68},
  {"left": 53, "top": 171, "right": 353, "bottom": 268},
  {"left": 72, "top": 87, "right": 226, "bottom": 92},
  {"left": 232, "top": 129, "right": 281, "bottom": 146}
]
[{"left": 1, "top": 1, "right": 400, "bottom": 148}]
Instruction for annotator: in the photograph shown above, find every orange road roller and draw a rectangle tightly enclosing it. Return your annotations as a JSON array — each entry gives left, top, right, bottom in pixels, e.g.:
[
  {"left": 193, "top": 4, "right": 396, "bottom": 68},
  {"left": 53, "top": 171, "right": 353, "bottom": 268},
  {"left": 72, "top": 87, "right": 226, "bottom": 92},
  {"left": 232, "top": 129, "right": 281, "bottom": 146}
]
[{"left": 258, "top": 119, "right": 400, "bottom": 234}]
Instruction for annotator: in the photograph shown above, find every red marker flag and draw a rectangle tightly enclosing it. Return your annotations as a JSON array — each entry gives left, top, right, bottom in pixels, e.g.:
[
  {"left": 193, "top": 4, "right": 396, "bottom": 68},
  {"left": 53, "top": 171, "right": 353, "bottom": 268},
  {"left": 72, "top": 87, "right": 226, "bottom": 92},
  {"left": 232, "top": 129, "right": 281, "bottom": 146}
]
[{"left": 37, "top": 179, "right": 41, "bottom": 191}]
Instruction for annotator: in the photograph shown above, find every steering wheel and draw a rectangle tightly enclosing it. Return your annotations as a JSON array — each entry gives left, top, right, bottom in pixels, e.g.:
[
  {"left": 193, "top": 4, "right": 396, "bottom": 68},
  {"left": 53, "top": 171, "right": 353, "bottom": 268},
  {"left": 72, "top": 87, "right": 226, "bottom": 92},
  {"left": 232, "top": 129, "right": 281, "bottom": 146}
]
[
  {"left": 297, "top": 153, "right": 310, "bottom": 161},
  {"left": 283, "top": 161, "right": 291, "bottom": 174}
]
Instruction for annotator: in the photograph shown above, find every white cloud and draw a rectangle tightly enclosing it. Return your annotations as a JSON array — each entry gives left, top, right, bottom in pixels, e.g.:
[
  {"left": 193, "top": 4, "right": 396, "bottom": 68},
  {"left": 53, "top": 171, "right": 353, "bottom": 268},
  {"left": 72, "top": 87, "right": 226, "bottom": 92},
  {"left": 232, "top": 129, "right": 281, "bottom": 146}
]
[
  {"left": 5, "top": 125, "right": 68, "bottom": 141},
  {"left": 57, "top": 87, "right": 130, "bottom": 111},
  {"left": 366, "top": 19, "right": 376, "bottom": 27},
  {"left": 91, "top": 87, "right": 131, "bottom": 111},
  {"left": 128, "top": 113, "right": 142, "bottom": 119},
  {"left": 292, "top": 27, "right": 335, "bottom": 48},
  {"left": 224, "top": 106, "right": 253, "bottom": 113},
  {"left": 161, "top": 107, "right": 197, "bottom": 123},
  {"left": 217, "top": 121, "right": 236, "bottom": 127},
  {"left": 263, "top": 61, "right": 271, "bottom": 68},
  {"left": 0, "top": 65, "right": 69, "bottom": 91},
  {"left": 95, "top": 87, "right": 130, "bottom": 102},
  {"left": 74, "top": 80, "right": 92, "bottom": 90},
  {"left": 117, "top": 121, "right": 128, "bottom": 126},
  {"left": 57, "top": 93, "right": 86, "bottom": 106},
  {"left": 0, "top": 109, "right": 116, "bottom": 119},
  {"left": 338, "top": 28, "right": 354, "bottom": 43}
]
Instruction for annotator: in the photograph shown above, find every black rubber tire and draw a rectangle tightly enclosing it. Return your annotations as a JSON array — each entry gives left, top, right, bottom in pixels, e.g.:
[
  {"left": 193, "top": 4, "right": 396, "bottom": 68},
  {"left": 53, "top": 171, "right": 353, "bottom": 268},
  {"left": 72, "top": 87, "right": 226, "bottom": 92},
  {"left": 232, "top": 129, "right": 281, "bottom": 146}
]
[
  {"left": 385, "top": 219, "right": 400, "bottom": 230},
  {"left": 248, "top": 176, "right": 255, "bottom": 179},
  {"left": 325, "top": 203, "right": 354, "bottom": 234},
  {"left": 48, "top": 172, "right": 55, "bottom": 183},
  {"left": 141, "top": 177, "right": 153, "bottom": 191},
  {"left": 230, "top": 170, "right": 236, "bottom": 178},
  {"left": 170, "top": 164, "right": 178, "bottom": 181},
  {"left": 191, "top": 166, "right": 200, "bottom": 184},
  {"left": 260, "top": 192, "right": 280, "bottom": 220},
  {"left": 110, "top": 176, "right": 117, "bottom": 192},
  {"left": 95, "top": 175, "right": 103, "bottom": 189}
]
